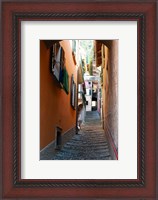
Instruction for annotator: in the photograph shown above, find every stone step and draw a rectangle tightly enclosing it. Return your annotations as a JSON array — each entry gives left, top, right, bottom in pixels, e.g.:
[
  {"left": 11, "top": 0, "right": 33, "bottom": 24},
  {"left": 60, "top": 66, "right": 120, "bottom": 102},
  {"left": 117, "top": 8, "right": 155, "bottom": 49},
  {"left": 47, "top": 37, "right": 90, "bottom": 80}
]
[{"left": 41, "top": 111, "right": 113, "bottom": 160}]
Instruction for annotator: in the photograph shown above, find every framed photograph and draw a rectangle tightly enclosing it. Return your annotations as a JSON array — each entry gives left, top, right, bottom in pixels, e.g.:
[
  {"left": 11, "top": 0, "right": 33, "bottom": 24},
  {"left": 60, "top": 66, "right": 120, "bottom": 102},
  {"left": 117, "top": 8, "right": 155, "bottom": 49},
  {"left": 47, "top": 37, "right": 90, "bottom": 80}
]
[{"left": 1, "top": 0, "right": 158, "bottom": 199}]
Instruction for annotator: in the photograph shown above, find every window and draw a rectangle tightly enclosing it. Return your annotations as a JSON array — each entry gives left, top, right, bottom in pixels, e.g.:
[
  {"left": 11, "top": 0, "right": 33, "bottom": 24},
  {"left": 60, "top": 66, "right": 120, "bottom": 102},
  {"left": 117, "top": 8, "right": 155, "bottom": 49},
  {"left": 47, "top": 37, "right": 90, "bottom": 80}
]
[{"left": 51, "top": 42, "right": 65, "bottom": 82}]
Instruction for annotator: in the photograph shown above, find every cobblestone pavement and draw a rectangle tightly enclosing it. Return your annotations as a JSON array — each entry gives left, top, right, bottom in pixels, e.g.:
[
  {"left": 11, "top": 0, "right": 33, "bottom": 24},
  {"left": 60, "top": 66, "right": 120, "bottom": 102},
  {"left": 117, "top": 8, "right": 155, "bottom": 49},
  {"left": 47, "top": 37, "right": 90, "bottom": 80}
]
[{"left": 52, "top": 111, "right": 112, "bottom": 160}]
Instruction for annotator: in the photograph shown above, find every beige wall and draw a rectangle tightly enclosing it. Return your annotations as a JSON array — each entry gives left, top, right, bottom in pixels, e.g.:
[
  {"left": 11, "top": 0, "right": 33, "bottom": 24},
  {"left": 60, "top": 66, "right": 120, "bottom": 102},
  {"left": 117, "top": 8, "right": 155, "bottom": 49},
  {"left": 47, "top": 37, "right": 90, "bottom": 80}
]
[
  {"left": 102, "top": 41, "right": 118, "bottom": 154},
  {"left": 40, "top": 40, "right": 77, "bottom": 150}
]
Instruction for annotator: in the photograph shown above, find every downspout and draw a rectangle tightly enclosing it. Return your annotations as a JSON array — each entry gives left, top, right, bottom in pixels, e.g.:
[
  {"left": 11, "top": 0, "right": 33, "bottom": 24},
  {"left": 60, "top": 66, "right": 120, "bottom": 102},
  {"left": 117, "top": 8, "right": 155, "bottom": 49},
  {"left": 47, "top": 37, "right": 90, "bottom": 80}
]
[
  {"left": 76, "top": 40, "right": 80, "bottom": 134},
  {"left": 76, "top": 66, "right": 79, "bottom": 134}
]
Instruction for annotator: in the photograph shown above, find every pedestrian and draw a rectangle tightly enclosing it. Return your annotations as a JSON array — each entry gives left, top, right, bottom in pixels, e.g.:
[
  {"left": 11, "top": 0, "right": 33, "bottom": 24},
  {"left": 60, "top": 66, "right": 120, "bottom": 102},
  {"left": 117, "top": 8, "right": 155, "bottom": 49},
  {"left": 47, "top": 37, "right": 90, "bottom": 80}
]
[{"left": 77, "top": 103, "right": 83, "bottom": 130}]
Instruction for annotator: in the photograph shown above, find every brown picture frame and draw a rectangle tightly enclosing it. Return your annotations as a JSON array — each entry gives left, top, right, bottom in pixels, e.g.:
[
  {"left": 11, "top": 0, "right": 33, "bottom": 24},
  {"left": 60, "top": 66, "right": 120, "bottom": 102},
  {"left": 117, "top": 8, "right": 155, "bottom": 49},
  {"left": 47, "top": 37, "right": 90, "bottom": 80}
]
[{"left": 1, "top": 0, "right": 158, "bottom": 199}]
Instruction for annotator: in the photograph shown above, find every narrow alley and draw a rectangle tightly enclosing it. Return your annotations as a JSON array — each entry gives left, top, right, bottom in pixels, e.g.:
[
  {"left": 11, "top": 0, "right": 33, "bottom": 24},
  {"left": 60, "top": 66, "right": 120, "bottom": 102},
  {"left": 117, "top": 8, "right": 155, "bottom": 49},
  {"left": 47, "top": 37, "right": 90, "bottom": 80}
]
[
  {"left": 40, "top": 40, "right": 118, "bottom": 160},
  {"left": 41, "top": 111, "right": 111, "bottom": 160}
]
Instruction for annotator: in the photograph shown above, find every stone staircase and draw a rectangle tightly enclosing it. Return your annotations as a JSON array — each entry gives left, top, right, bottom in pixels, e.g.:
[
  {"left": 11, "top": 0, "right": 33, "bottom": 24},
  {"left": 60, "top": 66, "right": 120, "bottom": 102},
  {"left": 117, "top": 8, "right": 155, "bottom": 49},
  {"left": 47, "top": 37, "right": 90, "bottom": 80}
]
[{"left": 52, "top": 111, "right": 111, "bottom": 160}]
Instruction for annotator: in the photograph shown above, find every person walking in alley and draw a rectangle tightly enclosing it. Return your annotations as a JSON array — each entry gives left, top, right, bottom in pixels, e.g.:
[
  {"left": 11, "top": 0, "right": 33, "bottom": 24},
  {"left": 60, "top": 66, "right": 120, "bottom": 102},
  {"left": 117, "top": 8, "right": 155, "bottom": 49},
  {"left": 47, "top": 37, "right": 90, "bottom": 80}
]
[{"left": 77, "top": 103, "right": 83, "bottom": 130}]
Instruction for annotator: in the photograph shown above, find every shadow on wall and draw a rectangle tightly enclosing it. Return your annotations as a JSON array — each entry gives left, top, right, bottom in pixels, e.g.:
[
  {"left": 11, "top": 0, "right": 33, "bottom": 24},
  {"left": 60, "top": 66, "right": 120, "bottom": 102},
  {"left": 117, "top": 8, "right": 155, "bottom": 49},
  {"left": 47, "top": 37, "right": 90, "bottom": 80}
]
[{"left": 96, "top": 40, "right": 118, "bottom": 159}]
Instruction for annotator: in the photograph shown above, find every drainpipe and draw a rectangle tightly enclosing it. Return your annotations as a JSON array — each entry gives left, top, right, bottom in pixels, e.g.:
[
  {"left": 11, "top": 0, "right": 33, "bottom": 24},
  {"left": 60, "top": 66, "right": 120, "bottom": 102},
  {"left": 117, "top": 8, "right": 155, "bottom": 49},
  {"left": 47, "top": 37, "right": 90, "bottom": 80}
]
[
  {"left": 76, "top": 66, "right": 79, "bottom": 134},
  {"left": 76, "top": 40, "right": 80, "bottom": 134}
]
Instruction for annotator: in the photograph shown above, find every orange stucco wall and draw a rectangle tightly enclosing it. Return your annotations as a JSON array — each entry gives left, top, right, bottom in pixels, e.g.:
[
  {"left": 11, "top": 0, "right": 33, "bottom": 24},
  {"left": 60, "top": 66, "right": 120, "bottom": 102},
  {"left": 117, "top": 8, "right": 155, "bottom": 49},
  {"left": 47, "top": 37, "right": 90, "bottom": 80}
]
[{"left": 40, "top": 40, "right": 77, "bottom": 150}]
